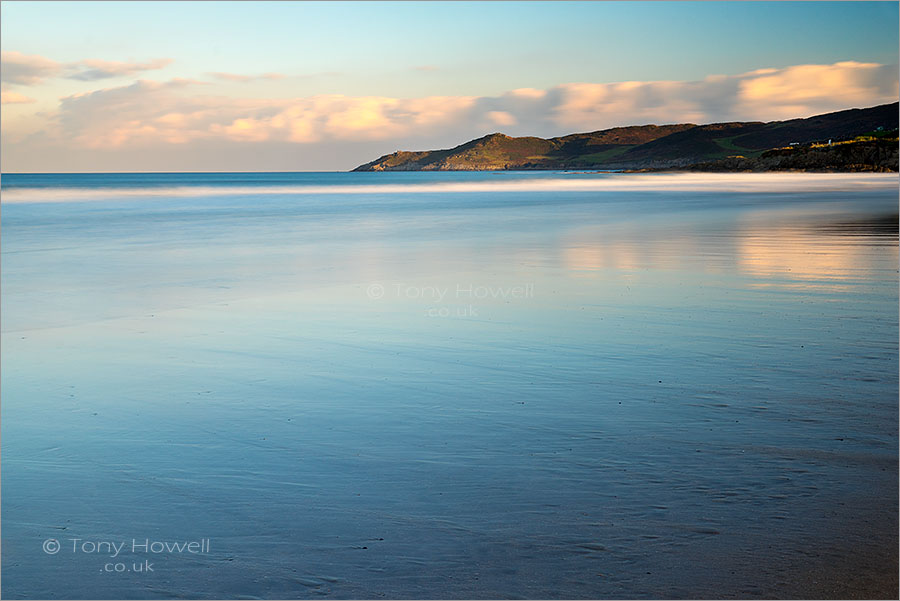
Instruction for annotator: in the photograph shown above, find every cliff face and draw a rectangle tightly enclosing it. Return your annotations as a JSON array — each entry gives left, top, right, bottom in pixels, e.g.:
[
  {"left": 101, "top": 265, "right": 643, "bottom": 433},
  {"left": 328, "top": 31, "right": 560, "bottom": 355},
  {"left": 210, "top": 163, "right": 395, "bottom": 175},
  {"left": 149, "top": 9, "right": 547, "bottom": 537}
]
[{"left": 352, "top": 103, "right": 899, "bottom": 172}]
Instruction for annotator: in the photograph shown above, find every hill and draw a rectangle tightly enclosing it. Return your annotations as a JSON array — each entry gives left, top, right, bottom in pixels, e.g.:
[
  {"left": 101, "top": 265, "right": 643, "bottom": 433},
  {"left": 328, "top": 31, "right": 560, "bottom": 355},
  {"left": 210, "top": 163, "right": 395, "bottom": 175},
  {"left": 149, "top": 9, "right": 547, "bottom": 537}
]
[
  {"left": 352, "top": 103, "right": 899, "bottom": 172},
  {"left": 668, "top": 136, "right": 899, "bottom": 173}
]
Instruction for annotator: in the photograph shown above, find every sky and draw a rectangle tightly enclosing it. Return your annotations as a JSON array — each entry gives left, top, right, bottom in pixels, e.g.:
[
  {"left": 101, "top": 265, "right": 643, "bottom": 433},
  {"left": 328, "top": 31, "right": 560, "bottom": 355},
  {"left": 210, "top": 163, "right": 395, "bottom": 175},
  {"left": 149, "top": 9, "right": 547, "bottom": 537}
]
[{"left": 1, "top": 1, "right": 898, "bottom": 172}]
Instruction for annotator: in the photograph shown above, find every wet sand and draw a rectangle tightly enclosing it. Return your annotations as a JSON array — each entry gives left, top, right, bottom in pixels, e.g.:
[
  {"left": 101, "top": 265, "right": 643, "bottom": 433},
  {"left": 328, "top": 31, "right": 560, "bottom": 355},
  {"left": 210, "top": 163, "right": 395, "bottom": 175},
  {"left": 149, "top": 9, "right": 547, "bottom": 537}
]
[{"left": 2, "top": 172, "right": 897, "bottom": 599}]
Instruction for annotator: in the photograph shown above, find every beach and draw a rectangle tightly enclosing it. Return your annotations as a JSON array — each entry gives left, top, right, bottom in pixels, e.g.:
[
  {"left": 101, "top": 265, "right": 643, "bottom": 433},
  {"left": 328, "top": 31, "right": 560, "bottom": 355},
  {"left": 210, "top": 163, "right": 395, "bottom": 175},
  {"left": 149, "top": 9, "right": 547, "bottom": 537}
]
[{"left": 1, "top": 171, "right": 897, "bottom": 599}]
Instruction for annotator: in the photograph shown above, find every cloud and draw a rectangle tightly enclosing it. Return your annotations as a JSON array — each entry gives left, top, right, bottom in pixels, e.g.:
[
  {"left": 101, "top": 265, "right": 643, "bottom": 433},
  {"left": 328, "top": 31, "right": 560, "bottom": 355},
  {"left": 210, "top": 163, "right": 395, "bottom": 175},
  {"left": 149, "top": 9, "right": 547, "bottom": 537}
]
[
  {"left": 486, "top": 111, "right": 517, "bottom": 127},
  {"left": 66, "top": 58, "right": 174, "bottom": 81},
  {"left": 413, "top": 65, "right": 440, "bottom": 72},
  {"left": 208, "top": 72, "right": 286, "bottom": 82},
  {"left": 53, "top": 78, "right": 477, "bottom": 147},
  {"left": 1, "top": 91, "right": 37, "bottom": 104},
  {"left": 56, "top": 78, "right": 219, "bottom": 146},
  {"left": 549, "top": 61, "right": 898, "bottom": 130},
  {"left": 7, "top": 61, "right": 898, "bottom": 171},
  {"left": 1, "top": 51, "right": 173, "bottom": 85},
  {"left": 734, "top": 61, "right": 898, "bottom": 119},
  {"left": 1, "top": 51, "right": 62, "bottom": 85},
  {"left": 216, "top": 94, "right": 475, "bottom": 144}
]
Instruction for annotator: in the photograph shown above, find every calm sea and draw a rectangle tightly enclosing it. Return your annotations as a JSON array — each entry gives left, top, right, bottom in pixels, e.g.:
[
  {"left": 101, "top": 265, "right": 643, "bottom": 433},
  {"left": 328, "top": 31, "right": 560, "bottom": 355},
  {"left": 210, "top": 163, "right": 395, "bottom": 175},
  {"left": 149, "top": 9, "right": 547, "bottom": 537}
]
[{"left": 2, "top": 171, "right": 898, "bottom": 599}]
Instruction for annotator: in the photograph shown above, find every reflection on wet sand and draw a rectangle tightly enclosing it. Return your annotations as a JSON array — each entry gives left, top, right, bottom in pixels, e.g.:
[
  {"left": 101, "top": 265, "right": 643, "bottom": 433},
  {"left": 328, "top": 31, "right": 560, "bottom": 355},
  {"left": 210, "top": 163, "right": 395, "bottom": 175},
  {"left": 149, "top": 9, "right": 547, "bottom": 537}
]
[
  {"left": 560, "top": 228, "right": 701, "bottom": 275},
  {"left": 561, "top": 211, "right": 898, "bottom": 292},
  {"left": 563, "top": 241, "right": 642, "bottom": 273},
  {"left": 737, "top": 213, "right": 898, "bottom": 290}
]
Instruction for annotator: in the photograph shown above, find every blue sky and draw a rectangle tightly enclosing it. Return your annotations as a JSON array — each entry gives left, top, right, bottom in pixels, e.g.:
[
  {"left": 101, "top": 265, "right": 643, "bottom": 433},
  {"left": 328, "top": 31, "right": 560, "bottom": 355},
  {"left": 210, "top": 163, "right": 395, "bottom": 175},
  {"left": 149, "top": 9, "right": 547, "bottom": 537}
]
[{"left": 2, "top": 1, "right": 898, "bottom": 171}]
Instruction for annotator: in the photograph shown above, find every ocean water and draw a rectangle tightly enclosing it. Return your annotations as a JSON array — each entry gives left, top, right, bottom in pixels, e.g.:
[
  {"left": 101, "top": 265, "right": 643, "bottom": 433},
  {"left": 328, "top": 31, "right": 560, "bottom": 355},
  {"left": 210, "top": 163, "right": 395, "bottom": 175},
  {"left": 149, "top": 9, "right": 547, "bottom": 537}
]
[{"left": 1, "top": 171, "right": 897, "bottom": 599}]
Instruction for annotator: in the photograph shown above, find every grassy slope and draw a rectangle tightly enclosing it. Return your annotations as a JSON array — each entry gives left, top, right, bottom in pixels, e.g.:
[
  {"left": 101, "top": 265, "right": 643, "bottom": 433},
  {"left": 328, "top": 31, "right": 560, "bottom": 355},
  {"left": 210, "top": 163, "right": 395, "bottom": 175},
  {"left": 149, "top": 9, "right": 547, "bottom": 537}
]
[
  {"left": 675, "top": 137, "right": 899, "bottom": 173},
  {"left": 352, "top": 103, "right": 899, "bottom": 171}
]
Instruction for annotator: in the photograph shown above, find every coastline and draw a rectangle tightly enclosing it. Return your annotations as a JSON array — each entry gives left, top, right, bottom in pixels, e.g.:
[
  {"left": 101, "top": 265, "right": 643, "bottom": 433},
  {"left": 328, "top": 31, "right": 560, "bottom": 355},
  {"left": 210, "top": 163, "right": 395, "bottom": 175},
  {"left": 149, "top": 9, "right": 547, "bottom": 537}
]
[{"left": 352, "top": 103, "right": 898, "bottom": 173}]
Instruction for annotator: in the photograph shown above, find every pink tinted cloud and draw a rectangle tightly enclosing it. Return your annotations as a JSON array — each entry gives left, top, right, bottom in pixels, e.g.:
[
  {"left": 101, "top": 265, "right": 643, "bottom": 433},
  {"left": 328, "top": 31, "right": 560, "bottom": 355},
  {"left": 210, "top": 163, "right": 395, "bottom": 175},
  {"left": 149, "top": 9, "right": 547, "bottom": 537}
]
[
  {"left": 1, "top": 91, "right": 37, "bottom": 104},
  {"left": 67, "top": 58, "right": 174, "bottom": 81},
  {"left": 1, "top": 51, "right": 62, "bottom": 85},
  {"left": 20, "top": 61, "right": 900, "bottom": 153},
  {"left": 1, "top": 51, "right": 173, "bottom": 85}
]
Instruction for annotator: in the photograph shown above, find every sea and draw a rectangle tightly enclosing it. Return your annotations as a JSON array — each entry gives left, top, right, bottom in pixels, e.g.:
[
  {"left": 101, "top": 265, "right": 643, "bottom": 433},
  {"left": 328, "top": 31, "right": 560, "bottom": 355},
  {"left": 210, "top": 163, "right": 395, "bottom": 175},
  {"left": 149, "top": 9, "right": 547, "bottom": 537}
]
[{"left": 1, "top": 171, "right": 898, "bottom": 599}]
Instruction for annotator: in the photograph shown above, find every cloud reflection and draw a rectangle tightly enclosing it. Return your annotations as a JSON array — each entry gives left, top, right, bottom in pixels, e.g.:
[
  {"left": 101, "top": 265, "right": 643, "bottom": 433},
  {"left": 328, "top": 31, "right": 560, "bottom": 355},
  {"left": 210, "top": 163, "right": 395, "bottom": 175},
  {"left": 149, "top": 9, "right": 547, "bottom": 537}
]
[{"left": 560, "top": 210, "right": 898, "bottom": 292}]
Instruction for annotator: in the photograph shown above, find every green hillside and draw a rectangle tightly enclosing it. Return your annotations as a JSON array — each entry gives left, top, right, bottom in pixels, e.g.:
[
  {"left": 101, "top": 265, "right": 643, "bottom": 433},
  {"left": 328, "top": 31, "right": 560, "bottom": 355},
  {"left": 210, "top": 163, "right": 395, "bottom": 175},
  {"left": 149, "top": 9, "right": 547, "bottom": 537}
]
[{"left": 352, "top": 102, "right": 899, "bottom": 172}]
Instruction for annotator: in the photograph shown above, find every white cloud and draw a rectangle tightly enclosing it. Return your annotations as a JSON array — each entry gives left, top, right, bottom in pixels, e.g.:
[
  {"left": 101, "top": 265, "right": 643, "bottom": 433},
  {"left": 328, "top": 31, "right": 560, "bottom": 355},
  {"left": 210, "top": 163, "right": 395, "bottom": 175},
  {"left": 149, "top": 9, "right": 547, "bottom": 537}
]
[
  {"left": 52, "top": 80, "right": 476, "bottom": 147},
  {"left": 734, "top": 61, "right": 898, "bottom": 119},
  {"left": 548, "top": 61, "right": 898, "bottom": 130},
  {"left": 4, "top": 61, "right": 897, "bottom": 171}
]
